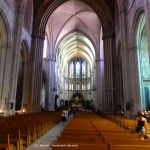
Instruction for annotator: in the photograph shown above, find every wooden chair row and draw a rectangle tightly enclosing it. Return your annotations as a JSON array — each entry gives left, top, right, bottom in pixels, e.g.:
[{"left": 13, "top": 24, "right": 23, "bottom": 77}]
[
  {"left": 0, "top": 111, "right": 61, "bottom": 150},
  {"left": 52, "top": 112, "right": 150, "bottom": 150}
]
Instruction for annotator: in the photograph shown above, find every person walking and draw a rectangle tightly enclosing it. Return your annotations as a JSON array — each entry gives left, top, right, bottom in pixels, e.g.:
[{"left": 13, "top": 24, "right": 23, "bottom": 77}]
[{"left": 135, "top": 111, "right": 148, "bottom": 140}]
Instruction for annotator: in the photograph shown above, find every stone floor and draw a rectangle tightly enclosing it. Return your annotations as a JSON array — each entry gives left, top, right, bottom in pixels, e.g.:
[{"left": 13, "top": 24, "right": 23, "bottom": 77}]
[
  {"left": 25, "top": 123, "right": 64, "bottom": 150},
  {"left": 25, "top": 115, "right": 72, "bottom": 150},
  {"left": 25, "top": 122, "right": 65, "bottom": 150}
]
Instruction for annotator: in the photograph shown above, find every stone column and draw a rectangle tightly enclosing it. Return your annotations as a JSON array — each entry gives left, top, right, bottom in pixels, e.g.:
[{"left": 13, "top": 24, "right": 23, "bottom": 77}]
[
  {"left": 119, "top": 6, "right": 130, "bottom": 116},
  {"left": 0, "top": 45, "right": 12, "bottom": 111},
  {"left": 95, "top": 59, "right": 101, "bottom": 111},
  {"left": 0, "top": 45, "right": 7, "bottom": 107},
  {"left": 9, "top": 2, "right": 25, "bottom": 105},
  {"left": 102, "top": 33, "right": 115, "bottom": 113},
  {"left": 48, "top": 58, "right": 56, "bottom": 111},
  {"left": 128, "top": 46, "right": 141, "bottom": 114},
  {"left": 31, "top": 34, "right": 44, "bottom": 112}
]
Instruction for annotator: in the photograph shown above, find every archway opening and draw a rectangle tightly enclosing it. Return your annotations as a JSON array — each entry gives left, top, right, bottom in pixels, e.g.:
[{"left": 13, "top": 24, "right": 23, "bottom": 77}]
[
  {"left": 42, "top": 0, "right": 104, "bottom": 111},
  {"left": 0, "top": 13, "right": 8, "bottom": 113},
  {"left": 136, "top": 13, "right": 150, "bottom": 110},
  {"left": 15, "top": 48, "right": 25, "bottom": 110}
]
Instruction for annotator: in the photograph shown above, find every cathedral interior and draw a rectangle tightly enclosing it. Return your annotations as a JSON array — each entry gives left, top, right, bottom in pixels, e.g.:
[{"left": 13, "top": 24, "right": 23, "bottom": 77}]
[
  {"left": 1, "top": 1, "right": 150, "bottom": 150},
  {"left": 0, "top": 0, "right": 150, "bottom": 119}
]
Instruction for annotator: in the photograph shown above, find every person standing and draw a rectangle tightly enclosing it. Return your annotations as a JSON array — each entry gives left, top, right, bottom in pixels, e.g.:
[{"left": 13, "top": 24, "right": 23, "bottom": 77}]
[
  {"left": 135, "top": 111, "right": 148, "bottom": 140},
  {"left": 61, "top": 110, "right": 67, "bottom": 124}
]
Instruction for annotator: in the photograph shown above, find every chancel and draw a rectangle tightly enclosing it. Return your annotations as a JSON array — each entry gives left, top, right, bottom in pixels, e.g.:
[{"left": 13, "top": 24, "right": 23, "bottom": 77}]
[{"left": 0, "top": 0, "right": 150, "bottom": 150}]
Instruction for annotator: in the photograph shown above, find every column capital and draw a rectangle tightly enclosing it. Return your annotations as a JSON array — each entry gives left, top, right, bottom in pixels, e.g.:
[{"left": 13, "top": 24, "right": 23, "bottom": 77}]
[
  {"left": 32, "top": 33, "right": 45, "bottom": 40},
  {"left": 0, "top": 44, "right": 12, "bottom": 49},
  {"left": 96, "top": 58, "right": 100, "bottom": 62},
  {"left": 50, "top": 58, "right": 56, "bottom": 62},
  {"left": 119, "top": 8, "right": 126, "bottom": 14},
  {"left": 128, "top": 46, "right": 138, "bottom": 51},
  {"left": 96, "top": 58, "right": 104, "bottom": 62},
  {"left": 102, "top": 32, "right": 115, "bottom": 40}
]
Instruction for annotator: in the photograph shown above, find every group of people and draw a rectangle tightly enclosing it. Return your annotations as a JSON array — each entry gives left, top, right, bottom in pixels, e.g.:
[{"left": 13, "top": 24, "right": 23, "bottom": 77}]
[{"left": 135, "top": 111, "right": 148, "bottom": 140}]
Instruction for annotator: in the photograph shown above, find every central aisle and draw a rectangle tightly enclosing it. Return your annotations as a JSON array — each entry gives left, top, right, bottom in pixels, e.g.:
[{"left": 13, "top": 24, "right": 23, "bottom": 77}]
[
  {"left": 24, "top": 112, "right": 73, "bottom": 150},
  {"left": 25, "top": 123, "right": 64, "bottom": 150}
]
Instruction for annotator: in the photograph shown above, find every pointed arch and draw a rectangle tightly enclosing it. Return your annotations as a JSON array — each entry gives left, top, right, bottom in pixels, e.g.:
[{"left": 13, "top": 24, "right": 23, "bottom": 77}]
[
  {"left": 24, "top": 0, "right": 33, "bottom": 34},
  {"left": 33, "top": 0, "right": 114, "bottom": 36},
  {"left": 0, "top": 10, "right": 11, "bottom": 111},
  {"left": 131, "top": 8, "right": 150, "bottom": 110},
  {"left": 15, "top": 40, "right": 29, "bottom": 111}
]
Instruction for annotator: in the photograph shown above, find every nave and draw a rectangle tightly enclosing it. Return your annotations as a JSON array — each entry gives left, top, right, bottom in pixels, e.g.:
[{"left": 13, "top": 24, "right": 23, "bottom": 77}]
[{"left": 6, "top": 111, "right": 150, "bottom": 150}]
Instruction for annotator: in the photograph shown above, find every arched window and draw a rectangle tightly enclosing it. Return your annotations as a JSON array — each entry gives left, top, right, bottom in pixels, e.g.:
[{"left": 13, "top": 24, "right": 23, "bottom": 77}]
[
  {"left": 76, "top": 61, "right": 80, "bottom": 78},
  {"left": 82, "top": 84, "right": 86, "bottom": 90},
  {"left": 87, "top": 83, "right": 90, "bottom": 90},
  {"left": 70, "top": 62, "right": 74, "bottom": 78},
  {"left": 65, "top": 57, "right": 91, "bottom": 100},
  {"left": 82, "top": 61, "right": 86, "bottom": 78},
  {"left": 87, "top": 64, "right": 90, "bottom": 78},
  {"left": 64, "top": 64, "right": 68, "bottom": 78},
  {"left": 65, "top": 83, "right": 68, "bottom": 90}
]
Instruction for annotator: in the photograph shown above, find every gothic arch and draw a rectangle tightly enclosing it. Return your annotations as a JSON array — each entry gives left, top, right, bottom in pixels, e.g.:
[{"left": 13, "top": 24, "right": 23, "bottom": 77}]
[
  {"left": 33, "top": 0, "right": 114, "bottom": 36},
  {"left": 55, "top": 29, "right": 97, "bottom": 55},
  {"left": 0, "top": 9, "right": 11, "bottom": 44},
  {"left": 31, "top": 0, "right": 115, "bottom": 112},
  {"left": 55, "top": 30, "right": 96, "bottom": 70},
  {"left": 130, "top": 8, "right": 145, "bottom": 47},
  {"left": 24, "top": 0, "right": 33, "bottom": 34},
  {"left": 131, "top": 8, "right": 150, "bottom": 111},
  {"left": 15, "top": 41, "right": 27, "bottom": 110},
  {"left": 0, "top": 9, "right": 11, "bottom": 111}
]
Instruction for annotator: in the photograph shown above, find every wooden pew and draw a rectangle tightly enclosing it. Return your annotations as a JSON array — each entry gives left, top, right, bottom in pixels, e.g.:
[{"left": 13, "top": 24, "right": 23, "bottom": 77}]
[
  {"left": 0, "top": 134, "right": 14, "bottom": 150},
  {"left": 9, "top": 131, "right": 23, "bottom": 150},
  {"left": 60, "top": 130, "right": 99, "bottom": 136},
  {"left": 102, "top": 133, "right": 139, "bottom": 143},
  {"left": 99, "top": 129, "right": 131, "bottom": 134},
  {"left": 108, "top": 145, "right": 150, "bottom": 150},
  {"left": 107, "top": 138, "right": 150, "bottom": 146},
  {"left": 56, "top": 136, "right": 102, "bottom": 144},
  {"left": 0, "top": 111, "right": 61, "bottom": 150},
  {"left": 0, "top": 129, "right": 23, "bottom": 150},
  {"left": 51, "top": 143, "right": 108, "bottom": 150}
]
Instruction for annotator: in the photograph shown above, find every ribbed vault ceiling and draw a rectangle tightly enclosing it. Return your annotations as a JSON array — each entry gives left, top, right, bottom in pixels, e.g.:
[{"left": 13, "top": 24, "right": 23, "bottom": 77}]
[
  {"left": 57, "top": 32, "right": 95, "bottom": 70},
  {"left": 46, "top": 0, "right": 101, "bottom": 70}
]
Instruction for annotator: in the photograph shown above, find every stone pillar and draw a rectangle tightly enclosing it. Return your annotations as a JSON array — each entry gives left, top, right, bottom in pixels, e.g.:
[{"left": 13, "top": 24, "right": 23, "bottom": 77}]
[
  {"left": 0, "top": 45, "right": 12, "bottom": 111},
  {"left": 22, "top": 61, "right": 33, "bottom": 112},
  {"left": 102, "top": 33, "right": 115, "bottom": 113},
  {"left": 31, "top": 34, "right": 45, "bottom": 112},
  {"left": 95, "top": 59, "right": 102, "bottom": 111},
  {"left": 9, "top": 2, "right": 25, "bottom": 105},
  {"left": 119, "top": 5, "right": 130, "bottom": 117},
  {"left": 48, "top": 59, "right": 56, "bottom": 111},
  {"left": 0, "top": 45, "right": 7, "bottom": 107},
  {"left": 128, "top": 46, "right": 141, "bottom": 114}
]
